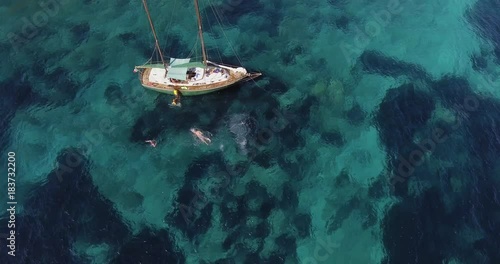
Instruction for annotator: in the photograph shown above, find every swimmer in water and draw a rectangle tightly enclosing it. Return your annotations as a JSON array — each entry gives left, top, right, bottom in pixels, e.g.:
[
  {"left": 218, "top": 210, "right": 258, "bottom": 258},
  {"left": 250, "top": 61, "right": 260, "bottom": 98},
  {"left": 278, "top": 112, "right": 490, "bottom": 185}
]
[
  {"left": 145, "top": 139, "right": 157, "bottom": 147},
  {"left": 190, "top": 128, "right": 211, "bottom": 145},
  {"left": 171, "top": 89, "right": 181, "bottom": 107}
]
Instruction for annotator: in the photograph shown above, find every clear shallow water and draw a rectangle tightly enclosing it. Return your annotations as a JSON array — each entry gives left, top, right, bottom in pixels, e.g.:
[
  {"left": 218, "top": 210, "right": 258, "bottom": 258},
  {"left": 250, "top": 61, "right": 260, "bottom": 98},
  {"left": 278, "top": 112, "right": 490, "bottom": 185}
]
[{"left": 1, "top": 0, "right": 500, "bottom": 263}]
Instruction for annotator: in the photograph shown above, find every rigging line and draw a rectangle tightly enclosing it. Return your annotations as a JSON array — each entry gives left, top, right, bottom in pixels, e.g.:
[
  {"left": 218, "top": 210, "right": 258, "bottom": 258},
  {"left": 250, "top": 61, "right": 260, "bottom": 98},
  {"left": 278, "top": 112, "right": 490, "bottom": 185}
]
[
  {"left": 215, "top": 45, "right": 223, "bottom": 64},
  {"left": 152, "top": 41, "right": 159, "bottom": 62},
  {"left": 142, "top": 0, "right": 168, "bottom": 69},
  {"left": 203, "top": 0, "right": 267, "bottom": 93},
  {"left": 207, "top": 0, "right": 244, "bottom": 65},
  {"left": 187, "top": 36, "right": 199, "bottom": 58},
  {"left": 194, "top": 0, "right": 208, "bottom": 64},
  {"left": 205, "top": 4, "right": 223, "bottom": 64},
  {"left": 201, "top": 3, "right": 215, "bottom": 60},
  {"left": 201, "top": 3, "right": 223, "bottom": 64},
  {"left": 149, "top": 46, "right": 156, "bottom": 62},
  {"left": 208, "top": 45, "right": 223, "bottom": 63},
  {"left": 248, "top": 72, "right": 268, "bottom": 92},
  {"left": 143, "top": 48, "right": 156, "bottom": 66},
  {"left": 163, "top": 0, "right": 179, "bottom": 55},
  {"left": 211, "top": 0, "right": 246, "bottom": 66}
]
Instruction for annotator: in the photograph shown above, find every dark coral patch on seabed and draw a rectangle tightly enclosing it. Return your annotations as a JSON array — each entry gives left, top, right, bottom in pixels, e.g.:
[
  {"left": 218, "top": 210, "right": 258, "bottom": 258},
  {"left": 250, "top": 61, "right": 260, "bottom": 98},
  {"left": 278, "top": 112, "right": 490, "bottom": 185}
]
[
  {"left": 0, "top": 148, "right": 138, "bottom": 263},
  {"left": 375, "top": 83, "right": 435, "bottom": 153},
  {"left": 359, "top": 50, "right": 431, "bottom": 80},
  {"left": 468, "top": 0, "right": 500, "bottom": 62}
]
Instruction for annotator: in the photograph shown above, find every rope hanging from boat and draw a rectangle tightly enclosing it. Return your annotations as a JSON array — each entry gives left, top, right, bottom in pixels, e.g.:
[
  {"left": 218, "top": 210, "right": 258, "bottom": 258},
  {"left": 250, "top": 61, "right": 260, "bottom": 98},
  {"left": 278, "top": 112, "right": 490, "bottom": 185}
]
[{"left": 142, "top": 0, "right": 168, "bottom": 70}]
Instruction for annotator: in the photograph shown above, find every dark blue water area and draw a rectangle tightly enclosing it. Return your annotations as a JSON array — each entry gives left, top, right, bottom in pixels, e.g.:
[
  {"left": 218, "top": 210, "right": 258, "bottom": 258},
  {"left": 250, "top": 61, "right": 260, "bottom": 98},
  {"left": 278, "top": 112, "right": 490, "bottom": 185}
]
[
  {"left": 373, "top": 78, "right": 500, "bottom": 263},
  {"left": 0, "top": 70, "right": 39, "bottom": 154},
  {"left": 468, "top": 0, "right": 500, "bottom": 62},
  {"left": 0, "top": 148, "right": 184, "bottom": 264},
  {"left": 354, "top": 4, "right": 500, "bottom": 259},
  {"left": 372, "top": 65, "right": 500, "bottom": 262}
]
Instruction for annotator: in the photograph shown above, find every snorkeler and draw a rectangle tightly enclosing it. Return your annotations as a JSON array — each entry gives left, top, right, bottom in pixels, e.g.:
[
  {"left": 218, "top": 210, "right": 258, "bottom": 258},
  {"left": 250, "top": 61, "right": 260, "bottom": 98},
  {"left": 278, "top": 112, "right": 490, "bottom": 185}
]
[
  {"left": 190, "top": 128, "right": 211, "bottom": 145},
  {"left": 145, "top": 139, "right": 157, "bottom": 147},
  {"left": 171, "top": 89, "right": 181, "bottom": 107}
]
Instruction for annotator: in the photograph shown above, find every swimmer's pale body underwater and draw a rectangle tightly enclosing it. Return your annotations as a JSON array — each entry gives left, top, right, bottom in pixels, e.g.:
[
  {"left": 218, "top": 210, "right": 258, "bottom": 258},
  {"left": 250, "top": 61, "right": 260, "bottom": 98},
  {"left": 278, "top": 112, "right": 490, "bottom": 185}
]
[
  {"left": 190, "top": 128, "right": 211, "bottom": 145},
  {"left": 145, "top": 139, "right": 157, "bottom": 147}
]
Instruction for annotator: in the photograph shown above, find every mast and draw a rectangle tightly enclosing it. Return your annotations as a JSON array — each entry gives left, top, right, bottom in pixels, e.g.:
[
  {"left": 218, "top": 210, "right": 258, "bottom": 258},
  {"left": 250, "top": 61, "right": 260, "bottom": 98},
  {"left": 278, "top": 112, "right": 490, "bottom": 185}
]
[
  {"left": 142, "top": 0, "right": 168, "bottom": 70},
  {"left": 194, "top": 0, "right": 208, "bottom": 65}
]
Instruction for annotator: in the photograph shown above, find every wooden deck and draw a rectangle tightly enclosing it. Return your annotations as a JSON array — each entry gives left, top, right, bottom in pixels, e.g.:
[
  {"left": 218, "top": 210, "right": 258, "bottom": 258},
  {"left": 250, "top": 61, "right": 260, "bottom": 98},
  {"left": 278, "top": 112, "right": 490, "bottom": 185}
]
[{"left": 140, "top": 68, "right": 248, "bottom": 95}]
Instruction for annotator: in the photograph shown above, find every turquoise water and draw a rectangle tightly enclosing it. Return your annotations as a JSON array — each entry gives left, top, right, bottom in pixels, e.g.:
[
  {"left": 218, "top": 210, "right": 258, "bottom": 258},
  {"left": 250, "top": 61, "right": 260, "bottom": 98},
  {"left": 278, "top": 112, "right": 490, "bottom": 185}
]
[{"left": 1, "top": 0, "right": 500, "bottom": 263}]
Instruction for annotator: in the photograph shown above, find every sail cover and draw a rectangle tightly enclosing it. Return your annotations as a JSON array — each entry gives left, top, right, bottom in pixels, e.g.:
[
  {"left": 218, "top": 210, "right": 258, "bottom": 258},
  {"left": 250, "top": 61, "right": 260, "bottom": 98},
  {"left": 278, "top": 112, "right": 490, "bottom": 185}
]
[
  {"left": 166, "top": 67, "right": 188, "bottom": 80},
  {"left": 170, "top": 58, "right": 191, "bottom": 67}
]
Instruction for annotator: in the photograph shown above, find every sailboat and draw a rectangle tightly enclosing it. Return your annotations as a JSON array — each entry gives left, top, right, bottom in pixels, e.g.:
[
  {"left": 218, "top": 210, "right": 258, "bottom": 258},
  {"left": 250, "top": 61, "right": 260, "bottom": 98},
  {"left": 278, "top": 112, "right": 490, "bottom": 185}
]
[{"left": 134, "top": 0, "right": 262, "bottom": 96}]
